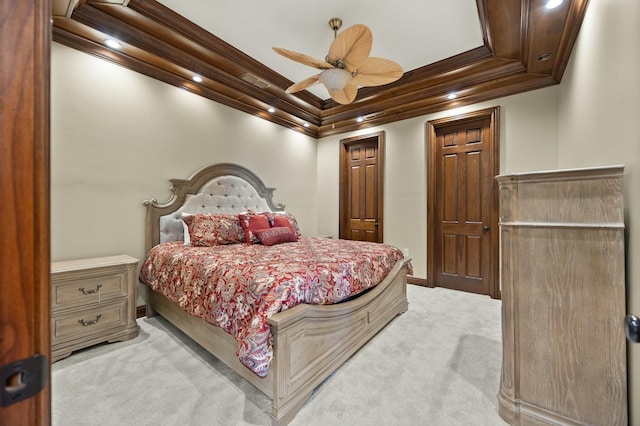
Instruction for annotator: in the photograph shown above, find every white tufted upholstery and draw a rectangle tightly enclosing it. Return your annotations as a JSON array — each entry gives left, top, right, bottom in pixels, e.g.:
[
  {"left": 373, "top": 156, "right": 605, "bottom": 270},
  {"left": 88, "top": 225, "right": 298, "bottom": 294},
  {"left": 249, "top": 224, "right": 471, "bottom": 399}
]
[{"left": 159, "top": 175, "right": 272, "bottom": 244}]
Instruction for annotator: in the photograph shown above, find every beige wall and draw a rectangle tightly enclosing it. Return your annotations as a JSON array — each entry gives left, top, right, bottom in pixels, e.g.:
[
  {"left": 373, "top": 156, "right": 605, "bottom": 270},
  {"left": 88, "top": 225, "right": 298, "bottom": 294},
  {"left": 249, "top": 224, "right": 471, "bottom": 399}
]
[
  {"left": 317, "top": 86, "right": 560, "bottom": 278},
  {"left": 51, "top": 43, "right": 318, "bottom": 266},
  {"left": 557, "top": 0, "right": 640, "bottom": 421}
]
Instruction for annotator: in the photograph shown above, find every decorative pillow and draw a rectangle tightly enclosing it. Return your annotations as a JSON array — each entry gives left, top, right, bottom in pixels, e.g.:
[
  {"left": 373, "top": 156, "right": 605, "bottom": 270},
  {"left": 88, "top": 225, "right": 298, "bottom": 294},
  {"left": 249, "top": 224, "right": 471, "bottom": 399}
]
[
  {"left": 182, "top": 213, "right": 245, "bottom": 246},
  {"left": 254, "top": 227, "right": 297, "bottom": 246},
  {"left": 238, "top": 211, "right": 271, "bottom": 244},
  {"left": 269, "top": 212, "right": 302, "bottom": 239},
  {"left": 271, "top": 215, "right": 299, "bottom": 240}
]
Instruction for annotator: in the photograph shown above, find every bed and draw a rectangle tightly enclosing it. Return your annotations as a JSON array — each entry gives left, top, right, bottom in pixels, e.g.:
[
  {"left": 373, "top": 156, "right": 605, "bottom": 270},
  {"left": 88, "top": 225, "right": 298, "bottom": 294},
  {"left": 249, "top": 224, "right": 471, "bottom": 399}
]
[{"left": 140, "top": 163, "right": 411, "bottom": 425}]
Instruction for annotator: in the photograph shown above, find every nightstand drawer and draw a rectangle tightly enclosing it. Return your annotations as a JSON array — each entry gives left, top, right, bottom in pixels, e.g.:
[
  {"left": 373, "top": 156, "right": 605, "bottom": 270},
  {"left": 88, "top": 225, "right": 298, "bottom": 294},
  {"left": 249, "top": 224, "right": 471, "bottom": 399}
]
[
  {"left": 51, "top": 273, "right": 127, "bottom": 311},
  {"left": 52, "top": 300, "right": 128, "bottom": 345}
]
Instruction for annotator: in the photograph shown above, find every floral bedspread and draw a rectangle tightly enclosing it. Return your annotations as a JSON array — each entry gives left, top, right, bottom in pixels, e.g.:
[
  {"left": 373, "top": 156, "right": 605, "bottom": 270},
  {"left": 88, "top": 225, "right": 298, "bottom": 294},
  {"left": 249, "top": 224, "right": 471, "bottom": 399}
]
[{"left": 138, "top": 237, "right": 409, "bottom": 377}]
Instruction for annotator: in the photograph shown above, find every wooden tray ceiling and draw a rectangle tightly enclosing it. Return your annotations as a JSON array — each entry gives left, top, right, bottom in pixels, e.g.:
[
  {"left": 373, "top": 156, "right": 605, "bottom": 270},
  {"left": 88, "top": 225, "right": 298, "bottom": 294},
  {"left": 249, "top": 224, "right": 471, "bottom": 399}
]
[{"left": 52, "top": 0, "right": 589, "bottom": 138}]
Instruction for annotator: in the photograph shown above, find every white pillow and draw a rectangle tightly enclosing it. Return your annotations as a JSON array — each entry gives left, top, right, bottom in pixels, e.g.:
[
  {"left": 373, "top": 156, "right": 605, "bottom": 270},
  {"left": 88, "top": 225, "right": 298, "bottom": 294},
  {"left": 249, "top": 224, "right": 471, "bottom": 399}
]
[{"left": 181, "top": 212, "right": 192, "bottom": 246}]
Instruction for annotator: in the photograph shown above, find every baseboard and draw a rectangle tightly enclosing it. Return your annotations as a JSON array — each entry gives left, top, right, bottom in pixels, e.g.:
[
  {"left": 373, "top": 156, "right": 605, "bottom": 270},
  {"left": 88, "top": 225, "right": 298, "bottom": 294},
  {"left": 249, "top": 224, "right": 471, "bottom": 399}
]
[
  {"left": 407, "top": 276, "right": 429, "bottom": 287},
  {"left": 137, "top": 305, "right": 146, "bottom": 319}
]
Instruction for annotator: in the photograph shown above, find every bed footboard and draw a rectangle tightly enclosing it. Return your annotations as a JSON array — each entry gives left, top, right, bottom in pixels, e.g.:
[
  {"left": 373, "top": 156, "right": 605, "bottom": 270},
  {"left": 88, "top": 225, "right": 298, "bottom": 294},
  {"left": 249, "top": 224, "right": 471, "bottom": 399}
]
[{"left": 268, "top": 257, "right": 410, "bottom": 426}]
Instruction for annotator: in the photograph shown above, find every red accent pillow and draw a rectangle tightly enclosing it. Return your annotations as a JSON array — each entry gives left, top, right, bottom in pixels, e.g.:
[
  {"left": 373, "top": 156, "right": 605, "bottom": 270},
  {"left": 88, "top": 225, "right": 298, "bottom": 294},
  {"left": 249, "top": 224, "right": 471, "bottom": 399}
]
[
  {"left": 254, "top": 227, "right": 297, "bottom": 246},
  {"left": 271, "top": 216, "right": 299, "bottom": 240},
  {"left": 264, "top": 212, "right": 302, "bottom": 239},
  {"left": 182, "top": 213, "right": 245, "bottom": 246},
  {"left": 238, "top": 212, "right": 271, "bottom": 244}
]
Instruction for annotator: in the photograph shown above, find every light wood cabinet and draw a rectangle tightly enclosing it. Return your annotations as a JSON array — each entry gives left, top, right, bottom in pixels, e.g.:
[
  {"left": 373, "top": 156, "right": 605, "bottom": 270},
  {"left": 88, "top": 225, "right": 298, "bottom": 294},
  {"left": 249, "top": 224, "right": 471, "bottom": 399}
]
[
  {"left": 51, "top": 255, "right": 139, "bottom": 362},
  {"left": 497, "top": 166, "right": 627, "bottom": 425}
]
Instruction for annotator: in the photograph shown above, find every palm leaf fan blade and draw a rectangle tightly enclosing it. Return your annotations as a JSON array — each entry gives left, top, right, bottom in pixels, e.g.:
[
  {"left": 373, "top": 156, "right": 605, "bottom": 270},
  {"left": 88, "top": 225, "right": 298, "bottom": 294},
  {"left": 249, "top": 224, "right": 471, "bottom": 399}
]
[
  {"left": 286, "top": 74, "right": 321, "bottom": 93},
  {"left": 272, "top": 47, "right": 334, "bottom": 70},
  {"left": 326, "top": 24, "right": 373, "bottom": 72},
  {"left": 351, "top": 57, "right": 404, "bottom": 87}
]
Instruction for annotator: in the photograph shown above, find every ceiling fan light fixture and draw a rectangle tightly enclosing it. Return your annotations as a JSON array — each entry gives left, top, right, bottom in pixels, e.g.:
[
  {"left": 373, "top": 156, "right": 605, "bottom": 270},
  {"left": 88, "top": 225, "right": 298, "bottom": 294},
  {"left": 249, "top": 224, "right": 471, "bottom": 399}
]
[{"left": 318, "top": 68, "right": 352, "bottom": 92}]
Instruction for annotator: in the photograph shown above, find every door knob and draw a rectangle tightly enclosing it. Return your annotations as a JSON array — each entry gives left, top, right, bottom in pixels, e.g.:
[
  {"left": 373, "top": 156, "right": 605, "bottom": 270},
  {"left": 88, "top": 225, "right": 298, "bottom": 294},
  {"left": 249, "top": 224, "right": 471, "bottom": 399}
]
[
  {"left": 625, "top": 315, "right": 640, "bottom": 343},
  {"left": 482, "top": 226, "right": 490, "bottom": 232}
]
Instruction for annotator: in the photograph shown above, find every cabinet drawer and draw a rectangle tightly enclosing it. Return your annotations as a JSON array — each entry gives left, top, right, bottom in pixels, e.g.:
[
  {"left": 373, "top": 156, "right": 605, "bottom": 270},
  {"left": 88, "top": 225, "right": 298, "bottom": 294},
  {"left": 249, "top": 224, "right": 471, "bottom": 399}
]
[
  {"left": 52, "top": 273, "right": 127, "bottom": 311},
  {"left": 51, "top": 300, "right": 128, "bottom": 345}
]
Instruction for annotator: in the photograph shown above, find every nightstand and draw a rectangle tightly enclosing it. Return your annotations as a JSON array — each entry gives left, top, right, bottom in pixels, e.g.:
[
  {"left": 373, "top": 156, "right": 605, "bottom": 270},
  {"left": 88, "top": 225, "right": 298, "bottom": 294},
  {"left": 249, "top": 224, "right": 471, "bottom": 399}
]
[{"left": 51, "top": 255, "right": 139, "bottom": 362}]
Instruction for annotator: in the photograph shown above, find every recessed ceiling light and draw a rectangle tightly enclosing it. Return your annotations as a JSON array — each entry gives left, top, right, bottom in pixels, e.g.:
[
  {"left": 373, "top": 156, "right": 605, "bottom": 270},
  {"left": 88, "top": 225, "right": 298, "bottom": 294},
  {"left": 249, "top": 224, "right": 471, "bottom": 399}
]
[
  {"left": 268, "top": 107, "right": 276, "bottom": 113},
  {"left": 192, "top": 75, "right": 203, "bottom": 83},
  {"left": 104, "top": 39, "right": 122, "bottom": 49},
  {"left": 447, "top": 93, "right": 458, "bottom": 100},
  {"left": 303, "top": 123, "right": 310, "bottom": 128},
  {"left": 545, "top": 0, "right": 563, "bottom": 9},
  {"left": 356, "top": 117, "right": 364, "bottom": 123}
]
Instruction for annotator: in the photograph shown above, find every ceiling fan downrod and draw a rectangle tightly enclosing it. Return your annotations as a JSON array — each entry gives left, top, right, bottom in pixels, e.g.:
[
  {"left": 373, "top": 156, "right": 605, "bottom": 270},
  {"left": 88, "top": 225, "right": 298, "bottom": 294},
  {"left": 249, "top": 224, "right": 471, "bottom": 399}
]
[{"left": 327, "top": 18, "right": 345, "bottom": 68}]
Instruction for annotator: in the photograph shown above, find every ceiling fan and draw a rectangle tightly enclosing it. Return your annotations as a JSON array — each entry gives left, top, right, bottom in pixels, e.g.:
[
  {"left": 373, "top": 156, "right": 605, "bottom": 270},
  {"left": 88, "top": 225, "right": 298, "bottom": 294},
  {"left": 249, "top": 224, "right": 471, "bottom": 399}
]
[{"left": 273, "top": 18, "right": 404, "bottom": 105}]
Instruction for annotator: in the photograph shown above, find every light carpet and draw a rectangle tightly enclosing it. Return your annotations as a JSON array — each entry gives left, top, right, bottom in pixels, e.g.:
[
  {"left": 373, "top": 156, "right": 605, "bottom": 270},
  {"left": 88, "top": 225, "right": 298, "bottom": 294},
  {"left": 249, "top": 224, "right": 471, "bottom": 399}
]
[{"left": 52, "top": 285, "right": 507, "bottom": 426}]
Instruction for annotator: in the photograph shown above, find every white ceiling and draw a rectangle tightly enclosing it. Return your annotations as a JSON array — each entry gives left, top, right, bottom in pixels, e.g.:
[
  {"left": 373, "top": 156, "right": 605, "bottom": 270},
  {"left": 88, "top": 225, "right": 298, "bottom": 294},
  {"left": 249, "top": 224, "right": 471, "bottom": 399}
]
[{"left": 157, "top": 0, "right": 484, "bottom": 99}]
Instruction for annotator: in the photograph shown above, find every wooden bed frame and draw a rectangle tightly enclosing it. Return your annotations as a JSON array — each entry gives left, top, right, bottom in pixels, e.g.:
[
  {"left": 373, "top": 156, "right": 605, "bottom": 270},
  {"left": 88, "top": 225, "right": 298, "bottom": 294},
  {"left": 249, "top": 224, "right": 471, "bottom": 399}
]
[{"left": 142, "top": 163, "right": 410, "bottom": 425}]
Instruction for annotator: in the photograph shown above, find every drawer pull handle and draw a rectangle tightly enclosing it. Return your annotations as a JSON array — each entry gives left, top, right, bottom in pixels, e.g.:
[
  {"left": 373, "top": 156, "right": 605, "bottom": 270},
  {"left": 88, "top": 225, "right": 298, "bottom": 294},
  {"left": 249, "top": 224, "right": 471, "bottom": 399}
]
[
  {"left": 78, "top": 284, "right": 102, "bottom": 295},
  {"left": 78, "top": 314, "right": 102, "bottom": 327}
]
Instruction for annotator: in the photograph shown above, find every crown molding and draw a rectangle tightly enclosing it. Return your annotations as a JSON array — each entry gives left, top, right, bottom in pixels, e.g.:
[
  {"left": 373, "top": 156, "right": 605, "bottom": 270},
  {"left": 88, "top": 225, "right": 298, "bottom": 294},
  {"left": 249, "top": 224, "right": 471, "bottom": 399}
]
[{"left": 52, "top": 0, "right": 590, "bottom": 138}]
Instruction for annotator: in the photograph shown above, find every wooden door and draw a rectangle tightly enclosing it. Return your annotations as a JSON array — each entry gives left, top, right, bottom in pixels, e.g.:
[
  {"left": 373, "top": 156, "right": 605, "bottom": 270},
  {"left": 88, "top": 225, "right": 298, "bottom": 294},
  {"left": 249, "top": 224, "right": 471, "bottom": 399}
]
[
  {"left": 339, "top": 132, "right": 384, "bottom": 242},
  {"left": 427, "top": 107, "right": 499, "bottom": 298},
  {"left": 0, "top": 1, "right": 51, "bottom": 424}
]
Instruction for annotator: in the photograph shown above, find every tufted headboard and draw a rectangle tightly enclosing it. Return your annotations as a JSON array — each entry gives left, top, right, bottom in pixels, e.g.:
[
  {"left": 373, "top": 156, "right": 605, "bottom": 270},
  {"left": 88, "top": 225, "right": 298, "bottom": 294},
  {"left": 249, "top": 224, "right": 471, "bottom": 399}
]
[{"left": 143, "top": 163, "right": 284, "bottom": 252}]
